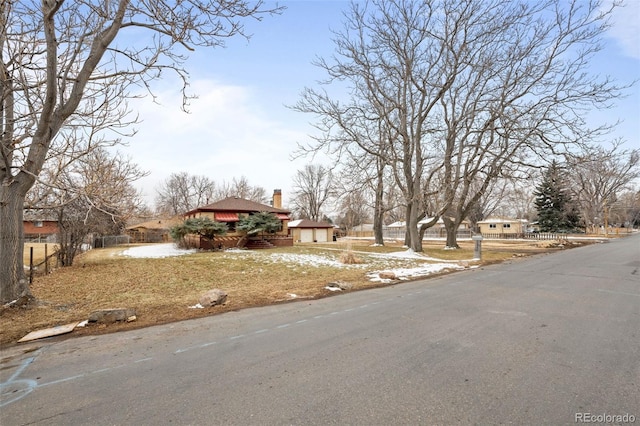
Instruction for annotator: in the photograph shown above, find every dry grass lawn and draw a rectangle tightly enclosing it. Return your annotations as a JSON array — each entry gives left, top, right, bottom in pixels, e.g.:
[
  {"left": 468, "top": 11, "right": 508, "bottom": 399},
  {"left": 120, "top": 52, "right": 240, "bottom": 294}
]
[
  {"left": 1, "top": 238, "right": 580, "bottom": 346},
  {"left": 23, "top": 243, "right": 59, "bottom": 266}
]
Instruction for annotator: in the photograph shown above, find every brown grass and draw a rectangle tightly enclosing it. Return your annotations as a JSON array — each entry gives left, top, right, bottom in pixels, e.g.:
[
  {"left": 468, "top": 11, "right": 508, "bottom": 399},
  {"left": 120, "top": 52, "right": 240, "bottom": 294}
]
[
  {"left": 339, "top": 241, "right": 364, "bottom": 264},
  {"left": 1, "top": 239, "right": 575, "bottom": 346},
  {"left": 23, "top": 243, "right": 59, "bottom": 266}
]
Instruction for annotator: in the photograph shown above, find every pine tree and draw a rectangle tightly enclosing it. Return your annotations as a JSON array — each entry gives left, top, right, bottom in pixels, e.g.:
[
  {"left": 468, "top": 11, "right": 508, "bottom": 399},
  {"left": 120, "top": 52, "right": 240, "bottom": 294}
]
[
  {"left": 170, "top": 218, "right": 228, "bottom": 249},
  {"left": 237, "top": 212, "right": 282, "bottom": 240},
  {"left": 534, "top": 161, "right": 581, "bottom": 232}
]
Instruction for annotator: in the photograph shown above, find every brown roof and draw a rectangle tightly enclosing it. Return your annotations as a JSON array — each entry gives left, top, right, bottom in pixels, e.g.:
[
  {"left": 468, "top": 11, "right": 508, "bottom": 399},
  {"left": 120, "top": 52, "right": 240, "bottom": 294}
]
[
  {"left": 288, "top": 219, "right": 334, "bottom": 229},
  {"left": 185, "top": 197, "right": 290, "bottom": 216}
]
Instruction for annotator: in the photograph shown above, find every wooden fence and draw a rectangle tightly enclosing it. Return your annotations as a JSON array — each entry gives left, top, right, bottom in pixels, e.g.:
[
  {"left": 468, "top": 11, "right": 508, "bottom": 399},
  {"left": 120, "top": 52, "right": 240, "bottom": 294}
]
[{"left": 27, "top": 244, "right": 60, "bottom": 284}]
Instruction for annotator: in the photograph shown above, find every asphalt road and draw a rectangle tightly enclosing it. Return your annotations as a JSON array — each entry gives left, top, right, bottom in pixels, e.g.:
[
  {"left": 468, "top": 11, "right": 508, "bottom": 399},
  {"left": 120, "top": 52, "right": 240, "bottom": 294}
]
[{"left": 2, "top": 235, "right": 639, "bottom": 425}]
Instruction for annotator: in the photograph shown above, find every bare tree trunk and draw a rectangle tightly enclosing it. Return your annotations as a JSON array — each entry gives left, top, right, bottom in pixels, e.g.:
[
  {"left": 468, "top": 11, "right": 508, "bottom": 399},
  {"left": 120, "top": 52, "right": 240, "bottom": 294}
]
[
  {"left": 407, "top": 201, "right": 422, "bottom": 252},
  {"left": 373, "top": 202, "right": 384, "bottom": 245},
  {"left": 403, "top": 205, "right": 411, "bottom": 247},
  {"left": 372, "top": 160, "right": 385, "bottom": 246},
  {"left": 0, "top": 183, "right": 31, "bottom": 302},
  {"left": 442, "top": 216, "right": 460, "bottom": 249}
]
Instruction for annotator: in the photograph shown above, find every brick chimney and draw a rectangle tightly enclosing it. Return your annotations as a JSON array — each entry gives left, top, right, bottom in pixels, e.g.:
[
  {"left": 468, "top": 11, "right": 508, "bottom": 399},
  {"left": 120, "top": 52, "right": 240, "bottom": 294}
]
[{"left": 272, "top": 189, "right": 282, "bottom": 209}]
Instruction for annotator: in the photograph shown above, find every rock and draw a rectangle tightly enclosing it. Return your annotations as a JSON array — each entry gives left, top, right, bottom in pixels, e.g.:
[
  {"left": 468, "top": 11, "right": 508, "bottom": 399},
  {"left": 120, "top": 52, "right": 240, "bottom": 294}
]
[
  {"left": 328, "top": 281, "right": 353, "bottom": 290},
  {"left": 378, "top": 272, "right": 397, "bottom": 280},
  {"left": 5, "top": 294, "right": 37, "bottom": 308},
  {"left": 199, "top": 289, "right": 227, "bottom": 307},
  {"left": 88, "top": 308, "right": 137, "bottom": 324}
]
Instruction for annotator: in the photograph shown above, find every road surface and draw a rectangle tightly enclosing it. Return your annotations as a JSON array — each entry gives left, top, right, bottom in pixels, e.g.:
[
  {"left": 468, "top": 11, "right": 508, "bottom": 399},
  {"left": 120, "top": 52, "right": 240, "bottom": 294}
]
[{"left": 2, "top": 235, "right": 639, "bottom": 425}]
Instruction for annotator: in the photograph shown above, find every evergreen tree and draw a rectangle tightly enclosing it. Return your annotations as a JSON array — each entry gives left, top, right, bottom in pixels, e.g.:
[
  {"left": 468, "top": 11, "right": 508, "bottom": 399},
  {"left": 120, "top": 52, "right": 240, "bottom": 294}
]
[
  {"left": 170, "top": 218, "right": 227, "bottom": 249},
  {"left": 534, "top": 162, "right": 581, "bottom": 232},
  {"left": 237, "top": 212, "right": 282, "bottom": 239}
]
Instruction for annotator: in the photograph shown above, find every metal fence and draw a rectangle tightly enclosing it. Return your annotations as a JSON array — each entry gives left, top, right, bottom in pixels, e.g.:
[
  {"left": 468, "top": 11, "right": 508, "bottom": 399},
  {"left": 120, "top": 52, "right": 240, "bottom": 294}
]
[
  {"left": 383, "top": 228, "right": 566, "bottom": 241},
  {"left": 480, "top": 232, "right": 565, "bottom": 240},
  {"left": 93, "top": 235, "right": 131, "bottom": 248},
  {"left": 24, "top": 234, "right": 58, "bottom": 243},
  {"left": 383, "top": 227, "right": 472, "bottom": 240}
]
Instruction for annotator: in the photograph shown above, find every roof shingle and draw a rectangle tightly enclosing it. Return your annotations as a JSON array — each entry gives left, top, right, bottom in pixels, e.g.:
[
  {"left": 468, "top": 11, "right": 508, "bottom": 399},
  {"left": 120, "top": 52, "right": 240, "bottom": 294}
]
[
  {"left": 288, "top": 219, "right": 334, "bottom": 228},
  {"left": 185, "top": 197, "right": 290, "bottom": 216}
]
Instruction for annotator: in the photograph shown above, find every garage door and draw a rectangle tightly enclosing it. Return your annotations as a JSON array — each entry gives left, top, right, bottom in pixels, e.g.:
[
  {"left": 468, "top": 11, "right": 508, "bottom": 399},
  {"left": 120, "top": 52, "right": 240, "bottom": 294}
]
[
  {"left": 300, "top": 229, "right": 314, "bottom": 243},
  {"left": 315, "top": 229, "right": 328, "bottom": 242}
]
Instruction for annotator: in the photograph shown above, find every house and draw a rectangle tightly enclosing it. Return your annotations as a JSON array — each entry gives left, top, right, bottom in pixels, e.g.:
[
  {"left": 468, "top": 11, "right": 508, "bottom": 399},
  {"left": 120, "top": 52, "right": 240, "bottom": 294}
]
[
  {"left": 183, "top": 190, "right": 293, "bottom": 249},
  {"left": 384, "top": 221, "right": 407, "bottom": 239},
  {"left": 125, "top": 217, "right": 183, "bottom": 243},
  {"left": 23, "top": 210, "right": 59, "bottom": 242},
  {"left": 288, "top": 219, "right": 335, "bottom": 243},
  {"left": 478, "top": 217, "right": 528, "bottom": 235}
]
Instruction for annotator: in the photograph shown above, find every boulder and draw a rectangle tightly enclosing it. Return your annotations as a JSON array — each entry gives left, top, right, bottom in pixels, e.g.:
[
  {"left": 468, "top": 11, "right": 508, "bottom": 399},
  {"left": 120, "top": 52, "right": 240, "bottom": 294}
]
[
  {"left": 378, "top": 272, "right": 397, "bottom": 280},
  {"left": 88, "top": 308, "right": 137, "bottom": 324},
  {"left": 199, "top": 289, "right": 227, "bottom": 307},
  {"left": 328, "top": 281, "right": 353, "bottom": 290}
]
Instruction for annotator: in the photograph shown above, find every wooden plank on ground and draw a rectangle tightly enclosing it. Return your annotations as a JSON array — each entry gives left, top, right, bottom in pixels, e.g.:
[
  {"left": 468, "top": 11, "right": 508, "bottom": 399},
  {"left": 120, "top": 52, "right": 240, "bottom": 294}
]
[{"left": 18, "top": 322, "right": 80, "bottom": 343}]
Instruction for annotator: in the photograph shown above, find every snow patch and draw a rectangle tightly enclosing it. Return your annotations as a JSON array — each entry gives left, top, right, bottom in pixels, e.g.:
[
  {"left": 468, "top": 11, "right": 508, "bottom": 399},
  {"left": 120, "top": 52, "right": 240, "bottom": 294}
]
[
  {"left": 368, "top": 263, "right": 464, "bottom": 282},
  {"left": 121, "top": 243, "right": 196, "bottom": 258},
  {"left": 115, "top": 244, "right": 470, "bottom": 283},
  {"left": 267, "top": 253, "right": 347, "bottom": 268}
]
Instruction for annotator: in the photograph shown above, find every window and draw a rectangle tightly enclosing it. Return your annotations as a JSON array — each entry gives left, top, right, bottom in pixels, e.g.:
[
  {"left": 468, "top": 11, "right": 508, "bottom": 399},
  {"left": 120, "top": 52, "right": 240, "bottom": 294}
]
[
  {"left": 489, "top": 224, "right": 497, "bottom": 229},
  {"left": 33, "top": 221, "right": 43, "bottom": 228},
  {"left": 503, "top": 223, "right": 511, "bottom": 228}
]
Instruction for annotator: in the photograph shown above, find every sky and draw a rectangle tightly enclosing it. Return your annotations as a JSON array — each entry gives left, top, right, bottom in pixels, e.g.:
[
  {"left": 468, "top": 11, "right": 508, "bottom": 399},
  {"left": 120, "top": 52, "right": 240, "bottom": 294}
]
[{"left": 120, "top": 0, "right": 640, "bottom": 210}]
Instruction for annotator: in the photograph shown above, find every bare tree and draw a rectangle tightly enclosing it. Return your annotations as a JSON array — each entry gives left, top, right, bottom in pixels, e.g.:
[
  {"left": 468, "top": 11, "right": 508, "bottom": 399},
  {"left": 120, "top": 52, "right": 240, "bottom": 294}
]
[
  {"left": 155, "top": 172, "right": 216, "bottom": 216},
  {"left": 336, "top": 187, "right": 371, "bottom": 235},
  {"left": 215, "top": 176, "right": 267, "bottom": 204},
  {"left": 458, "top": 177, "right": 513, "bottom": 233},
  {"left": 612, "top": 189, "right": 640, "bottom": 228},
  {"left": 291, "top": 164, "right": 335, "bottom": 221},
  {"left": 0, "top": 0, "right": 282, "bottom": 302},
  {"left": 156, "top": 174, "right": 267, "bottom": 215},
  {"left": 434, "top": 0, "right": 625, "bottom": 248},
  {"left": 293, "top": 0, "right": 455, "bottom": 252},
  {"left": 26, "top": 147, "right": 146, "bottom": 266},
  {"left": 293, "top": 0, "right": 626, "bottom": 252},
  {"left": 490, "top": 178, "right": 537, "bottom": 222},
  {"left": 567, "top": 142, "right": 640, "bottom": 232},
  {"left": 334, "top": 153, "right": 397, "bottom": 245}
]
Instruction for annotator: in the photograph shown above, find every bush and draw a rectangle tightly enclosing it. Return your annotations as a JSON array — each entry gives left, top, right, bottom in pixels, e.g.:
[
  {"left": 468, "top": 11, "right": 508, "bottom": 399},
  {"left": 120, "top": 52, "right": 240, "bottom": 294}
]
[{"left": 170, "top": 218, "right": 228, "bottom": 249}]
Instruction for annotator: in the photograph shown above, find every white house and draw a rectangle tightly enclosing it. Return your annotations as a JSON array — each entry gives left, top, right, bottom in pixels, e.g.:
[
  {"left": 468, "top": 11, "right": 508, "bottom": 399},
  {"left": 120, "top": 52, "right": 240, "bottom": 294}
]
[{"left": 478, "top": 217, "right": 528, "bottom": 235}]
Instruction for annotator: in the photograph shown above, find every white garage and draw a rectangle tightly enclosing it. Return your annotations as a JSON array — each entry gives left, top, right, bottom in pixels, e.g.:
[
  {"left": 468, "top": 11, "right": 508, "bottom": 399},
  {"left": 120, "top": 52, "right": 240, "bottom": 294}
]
[
  {"left": 288, "top": 219, "right": 334, "bottom": 243},
  {"left": 299, "top": 229, "right": 314, "bottom": 243}
]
